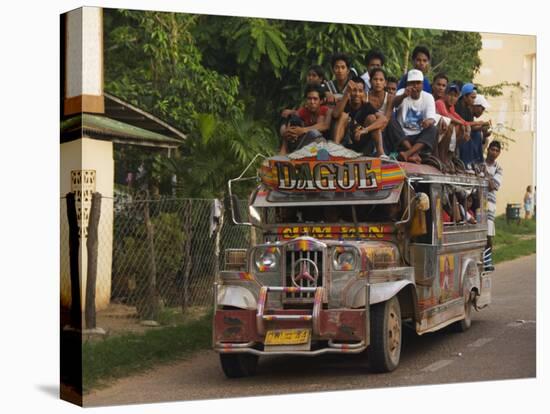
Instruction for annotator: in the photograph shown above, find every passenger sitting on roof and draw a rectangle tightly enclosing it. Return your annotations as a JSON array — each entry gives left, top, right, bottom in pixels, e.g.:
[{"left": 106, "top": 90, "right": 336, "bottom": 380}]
[
  {"left": 325, "top": 52, "right": 352, "bottom": 105},
  {"left": 359, "top": 49, "right": 385, "bottom": 92},
  {"left": 367, "top": 68, "right": 406, "bottom": 156},
  {"left": 431, "top": 73, "right": 448, "bottom": 102},
  {"left": 397, "top": 45, "right": 432, "bottom": 93},
  {"left": 434, "top": 82, "right": 470, "bottom": 166},
  {"left": 280, "top": 65, "right": 329, "bottom": 120},
  {"left": 385, "top": 76, "right": 399, "bottom": 96},
  {"left": 305, "top": 64, "right": 329, "bottom": 96},
  {"left": 279, "top": 83, "right": 331, "bottom": 155},
  {"left": 392, "top": 69, "right": 438, "bottom": 164},
  {"left": 331, "top": 77, "right": 388, "bottom": 158}
]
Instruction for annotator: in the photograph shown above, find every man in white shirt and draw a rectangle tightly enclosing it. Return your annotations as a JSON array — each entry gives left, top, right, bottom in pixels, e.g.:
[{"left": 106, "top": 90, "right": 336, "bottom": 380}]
[{"left": 392, "top": 69, "right": 438, "bottom": 163}]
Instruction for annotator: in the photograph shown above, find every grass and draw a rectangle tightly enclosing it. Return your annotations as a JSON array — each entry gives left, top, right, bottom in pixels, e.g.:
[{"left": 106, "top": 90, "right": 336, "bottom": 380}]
[
  {"left": 493, "top": 215, "right": 536, "bottom": 263},
  {"left": 82, "top": 309, "right": 213, "bottom": 392}
]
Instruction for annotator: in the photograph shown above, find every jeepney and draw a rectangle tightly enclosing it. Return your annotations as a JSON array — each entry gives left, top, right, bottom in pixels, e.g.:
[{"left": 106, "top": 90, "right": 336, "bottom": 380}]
[{"left": 213, "top": 140, "right": 492, "bottom": 377}]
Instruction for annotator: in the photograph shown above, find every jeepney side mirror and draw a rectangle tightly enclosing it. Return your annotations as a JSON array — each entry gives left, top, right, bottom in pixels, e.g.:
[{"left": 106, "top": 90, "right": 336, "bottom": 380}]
[{"left": 230, "top": 194, "right": 250, "bottom": 225}]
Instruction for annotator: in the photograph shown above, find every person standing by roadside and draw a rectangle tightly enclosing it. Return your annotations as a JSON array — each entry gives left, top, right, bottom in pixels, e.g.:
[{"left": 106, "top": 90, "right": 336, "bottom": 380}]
[
  {"left": 483, "top": 140, "right": 503, "bottom": 271},
  {"left": 524, "top": 185, "right": 534, "bottom": 219}
]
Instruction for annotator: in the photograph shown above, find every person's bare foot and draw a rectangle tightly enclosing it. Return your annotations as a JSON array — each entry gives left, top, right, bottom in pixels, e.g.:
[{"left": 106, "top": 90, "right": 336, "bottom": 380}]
[
  {"left": 409, "top": 153, "right": 422, "bottom": 164},
  {"left": 398, "top": 151, "right": 408, "bottom": 161}
]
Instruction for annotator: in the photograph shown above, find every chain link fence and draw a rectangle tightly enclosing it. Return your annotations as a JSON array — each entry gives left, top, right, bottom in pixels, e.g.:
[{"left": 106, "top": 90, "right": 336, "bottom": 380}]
[
  {"left": 111, "top": 197, "right": 250, "bottom": 314},
  {"left": 61, "top": 194, "right": 252, "bottom": 326}
]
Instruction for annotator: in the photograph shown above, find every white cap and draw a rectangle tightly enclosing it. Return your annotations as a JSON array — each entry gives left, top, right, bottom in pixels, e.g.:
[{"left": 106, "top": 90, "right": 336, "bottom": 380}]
[
  {"left": 407, "top": 69, "right": 424, "bottom": 82},
  {"left": 474, "top": 94, "right": 490, "bottom": 109}
]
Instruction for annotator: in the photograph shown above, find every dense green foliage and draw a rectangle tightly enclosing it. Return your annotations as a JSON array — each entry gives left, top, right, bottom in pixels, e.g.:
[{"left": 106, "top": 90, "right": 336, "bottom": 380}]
[{"left": 103, "top": 9, "right": 483, "bottom": 197}]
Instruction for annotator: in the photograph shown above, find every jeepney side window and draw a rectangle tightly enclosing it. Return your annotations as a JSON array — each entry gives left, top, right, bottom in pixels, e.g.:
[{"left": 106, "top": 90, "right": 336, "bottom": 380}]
[
  {"left": 442, "top": 185, "right": 457, "bottom": 225},
  {"left": 464, "top": 188, "right": 480, "bottom": 225},
  {"left": 412, "top": 183, "right": 433, "bottom": 244}
]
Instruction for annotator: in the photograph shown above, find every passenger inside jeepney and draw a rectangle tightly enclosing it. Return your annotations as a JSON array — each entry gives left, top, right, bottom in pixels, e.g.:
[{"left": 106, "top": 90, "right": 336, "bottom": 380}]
[
  {"left": 441, "top": 190, "right": 454, "bottom": 224},
  {"left": 275, "top": 205, "right": 354, "bottom": 224},
  {"left": 465, "top": 194, "right": 477, "bottom": 224},
  {"left": 355, "top": 201, "right": 403, "bottom": 222},
  {"left": 323, "top": 206, "right": 345, "bottom": 223}
]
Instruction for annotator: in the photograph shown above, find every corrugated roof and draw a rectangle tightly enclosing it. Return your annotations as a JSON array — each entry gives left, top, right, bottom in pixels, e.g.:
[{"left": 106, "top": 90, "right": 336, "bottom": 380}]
[
  {"left": 104, "top": 93, "right": 187, "bottom": 141},
  {"left": 60, "top": 113, "right": 183, "bottom": 148}
]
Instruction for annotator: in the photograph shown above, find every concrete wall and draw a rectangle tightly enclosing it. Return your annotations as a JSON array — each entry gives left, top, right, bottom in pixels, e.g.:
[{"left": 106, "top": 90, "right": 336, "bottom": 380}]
[
  {"left": 474, "top": 33, "right": 536, "bottom": 216},
  {"left": 60, "top": 138, "right": 113, "bottom": 311}
]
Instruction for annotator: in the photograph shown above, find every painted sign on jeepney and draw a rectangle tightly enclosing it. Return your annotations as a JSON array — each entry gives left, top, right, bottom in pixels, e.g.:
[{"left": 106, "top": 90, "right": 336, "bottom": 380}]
[
  {"left": 276, "top": 225, "right": 394, "bottom": 240},
  {"left": 260, "top": 141, "right": 405, "bottom": 193},
  {"left": 439, "top": 254, "right": 455, "bottom": 302}
]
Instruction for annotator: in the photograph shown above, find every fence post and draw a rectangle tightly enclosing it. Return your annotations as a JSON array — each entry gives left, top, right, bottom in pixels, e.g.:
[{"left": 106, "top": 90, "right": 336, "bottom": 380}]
[
  {"left": 85, "top": 192, "right": 101, "bottom": 330},
  {"left": 66, "top": 192, "right": 81, "bottom": 330},
  {"left": 181, "top": 199, "right": 193, "bottom": 312},
  {"left": 143, "top": 192, "right": 160, "bottom": 320},
  {"left": 214, "top": 200, "right": 224, "bottom": 283}
]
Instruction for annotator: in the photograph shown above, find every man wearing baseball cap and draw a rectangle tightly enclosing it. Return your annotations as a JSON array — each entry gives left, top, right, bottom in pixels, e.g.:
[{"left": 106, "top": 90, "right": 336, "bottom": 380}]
[
  {"left": 392, "top": 69, "right": 438, "bottom": 163},
  {"left": 458, "top": 93, "right": 492, "bottom": 169}
]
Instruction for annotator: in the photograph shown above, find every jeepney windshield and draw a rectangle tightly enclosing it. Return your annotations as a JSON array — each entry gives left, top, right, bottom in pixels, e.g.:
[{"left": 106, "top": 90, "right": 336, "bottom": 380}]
[{"left": 259, "top": 203, "right": 403, "bottom": 225}]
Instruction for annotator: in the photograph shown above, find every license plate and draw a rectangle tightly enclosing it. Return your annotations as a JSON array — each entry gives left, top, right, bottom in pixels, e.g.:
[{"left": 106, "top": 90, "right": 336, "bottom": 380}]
[{"left": 264, "top": 329, "right": 311, "bottom": 346}]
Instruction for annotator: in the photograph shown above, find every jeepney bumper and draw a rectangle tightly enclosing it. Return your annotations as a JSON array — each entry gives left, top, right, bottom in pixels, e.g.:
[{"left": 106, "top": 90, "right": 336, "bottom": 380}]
[{"left": 213, "top": 307, "right": 368, "bottom": 356}]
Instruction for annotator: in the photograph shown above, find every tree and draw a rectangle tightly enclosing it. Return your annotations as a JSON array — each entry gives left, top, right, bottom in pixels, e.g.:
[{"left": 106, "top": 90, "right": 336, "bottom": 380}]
[
  {"left": 103, "top": 9, "right": 244, "bottom": 133},
  {"left": 194, "top": 16, "right": 481, "bottom": 125},
  {"left": 166, "top": 113, "right": 278, "bottom": 198},
  {"left": 422, "top": 31, "right": 482, "bottom": 82}
]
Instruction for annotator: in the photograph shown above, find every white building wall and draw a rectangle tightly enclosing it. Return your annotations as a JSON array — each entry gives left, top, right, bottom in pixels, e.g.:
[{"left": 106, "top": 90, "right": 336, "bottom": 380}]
[
  {"left": 60, "top": 138, "right": 113, "bottom": 311},
  {"left": 475, "top": 33, "right": 536, "bottom": 216}
]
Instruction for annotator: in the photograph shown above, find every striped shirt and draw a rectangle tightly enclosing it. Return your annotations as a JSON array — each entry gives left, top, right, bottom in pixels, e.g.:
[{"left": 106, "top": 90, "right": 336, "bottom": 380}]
[{"left": 484, "top": 160, "right": 503, "bottom": 232}]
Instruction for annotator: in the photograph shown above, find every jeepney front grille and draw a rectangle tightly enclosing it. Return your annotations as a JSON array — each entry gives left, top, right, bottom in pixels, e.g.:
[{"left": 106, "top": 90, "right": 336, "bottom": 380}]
[{"left": 284, "top": 249, "right": 324, "bottom": 301}]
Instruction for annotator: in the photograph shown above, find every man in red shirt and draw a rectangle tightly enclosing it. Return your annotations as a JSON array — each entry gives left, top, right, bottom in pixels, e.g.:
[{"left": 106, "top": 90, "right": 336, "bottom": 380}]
[{"left": 280, "top": 83, "right": 331, "bottom": 154}]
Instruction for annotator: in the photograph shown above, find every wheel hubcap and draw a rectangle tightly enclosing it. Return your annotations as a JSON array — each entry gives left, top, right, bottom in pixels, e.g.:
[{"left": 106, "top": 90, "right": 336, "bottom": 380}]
[{"left": 388, "top": 306, "right": 401, "bottom": 361}]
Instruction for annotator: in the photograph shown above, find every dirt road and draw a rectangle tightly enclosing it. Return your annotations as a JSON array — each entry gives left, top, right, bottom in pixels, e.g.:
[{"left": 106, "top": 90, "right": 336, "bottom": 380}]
[{"left": 85, "top": 254, "right": 536, "bottom": 407}]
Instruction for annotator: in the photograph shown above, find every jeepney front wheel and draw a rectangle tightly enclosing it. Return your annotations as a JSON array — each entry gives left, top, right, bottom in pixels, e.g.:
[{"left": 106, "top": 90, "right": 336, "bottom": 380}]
[
  {"left": 220, "top": 353, "right": 259, "bottom": 378},
  {"left": 368, "top": 296, "right": 402, "bottom": 373}
]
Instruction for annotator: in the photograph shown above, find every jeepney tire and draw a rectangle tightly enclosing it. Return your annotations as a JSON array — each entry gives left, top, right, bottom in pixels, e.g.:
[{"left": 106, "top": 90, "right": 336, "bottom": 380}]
[
  {"left": 452, "top": 291, "right": 473, "bottom": 333},
  {"left": 367, "top": 296, "right": 402, "bottom": 373},
  {"left": 219, "top": 353, "right": 259, "bottom": 378}
]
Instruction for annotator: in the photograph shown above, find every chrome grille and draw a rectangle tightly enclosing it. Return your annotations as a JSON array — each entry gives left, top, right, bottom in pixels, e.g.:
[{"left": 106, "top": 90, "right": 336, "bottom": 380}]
[{"left": 284, "top": 249, "right": 323, "bottom": 301}]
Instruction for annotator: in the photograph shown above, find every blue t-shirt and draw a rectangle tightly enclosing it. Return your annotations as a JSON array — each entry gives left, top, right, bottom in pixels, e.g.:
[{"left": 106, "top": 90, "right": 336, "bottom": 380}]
[{"left": 397, "top": 74, "right": 432, "bottom": 93}]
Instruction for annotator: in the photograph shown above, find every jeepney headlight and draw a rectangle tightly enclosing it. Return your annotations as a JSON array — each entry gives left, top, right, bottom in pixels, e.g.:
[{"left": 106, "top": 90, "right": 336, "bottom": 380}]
[
  {"left": 254, "top": 247, "right": 280, "bottom": 272},
  {"left": 332, "top": 247, "right": 356, "bottom": 271}
]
